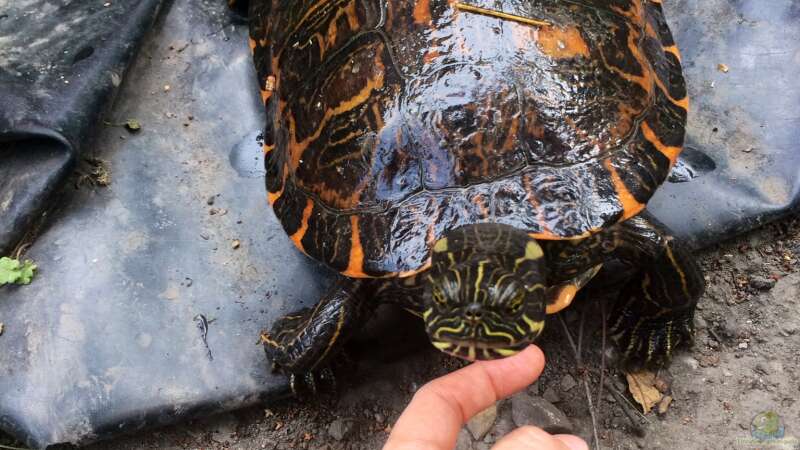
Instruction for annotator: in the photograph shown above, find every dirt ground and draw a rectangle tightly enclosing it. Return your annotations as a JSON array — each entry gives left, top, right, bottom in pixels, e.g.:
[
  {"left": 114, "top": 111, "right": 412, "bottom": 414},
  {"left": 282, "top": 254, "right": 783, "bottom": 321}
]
[{"left": 6, "top": 215, "right": 790, "bottom": 449}]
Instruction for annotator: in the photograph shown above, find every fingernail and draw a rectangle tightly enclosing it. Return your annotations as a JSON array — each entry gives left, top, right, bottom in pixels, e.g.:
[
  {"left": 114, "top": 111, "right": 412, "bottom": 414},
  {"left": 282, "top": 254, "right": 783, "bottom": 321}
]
[{"left": 555, "top": 434, "right": 589, "bottom": 450}]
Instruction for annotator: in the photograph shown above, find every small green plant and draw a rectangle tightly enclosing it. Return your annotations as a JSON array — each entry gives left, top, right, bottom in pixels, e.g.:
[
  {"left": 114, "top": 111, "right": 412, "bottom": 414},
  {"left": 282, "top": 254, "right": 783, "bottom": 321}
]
[{"left": 0, "top": 257, "right": 37, "bottom": 286}]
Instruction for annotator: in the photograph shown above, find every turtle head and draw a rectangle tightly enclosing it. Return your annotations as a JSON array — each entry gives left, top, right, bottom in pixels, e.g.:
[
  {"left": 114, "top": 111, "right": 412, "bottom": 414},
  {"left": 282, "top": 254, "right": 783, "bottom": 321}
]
[{"left": 422, "top": 224, "right": 548, "bottom": 361}]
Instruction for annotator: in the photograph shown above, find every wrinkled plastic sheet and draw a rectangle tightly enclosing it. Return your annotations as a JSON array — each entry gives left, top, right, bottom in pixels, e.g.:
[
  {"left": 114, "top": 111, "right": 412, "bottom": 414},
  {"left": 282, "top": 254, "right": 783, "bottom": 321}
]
[
  {"left": 0, "top": 0, "right": 799, "bottom": 447},
  {"left": 0, "top": 0, "right": 165, "bottom": 255}
]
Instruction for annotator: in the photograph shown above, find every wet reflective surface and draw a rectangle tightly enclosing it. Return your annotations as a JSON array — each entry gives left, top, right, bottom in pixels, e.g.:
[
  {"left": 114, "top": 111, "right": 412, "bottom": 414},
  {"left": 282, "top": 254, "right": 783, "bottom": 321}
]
[
  {"left": 2, "top": 0, "right": 799, "bottom": 446},
  {"left": 229, "top": 130, "right": 267, "bottom": 178},
  {"left": 253, "top": 0, "right": 688, "bottom": 275},
  {"left": 668, "top": 144, "right": 717, "bottom": 183}
]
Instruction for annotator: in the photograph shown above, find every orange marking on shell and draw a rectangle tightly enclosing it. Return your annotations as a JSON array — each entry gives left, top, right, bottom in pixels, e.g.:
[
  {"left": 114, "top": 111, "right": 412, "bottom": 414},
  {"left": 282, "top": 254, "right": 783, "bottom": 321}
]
[
  {"left": 422, "top": 49, "right": 440, "bottom": 64},
  {"left": 606, "top": 8, "right": 687, "bottom": 112},
  {"left": 289, "top": 199, "right": 314, "bottom": 250},
  {"left": 267, "top": 190, "right": 282, "bottom": 205},
  {"left": 644, "top": 21, "right": 658, "bottom": 39},
  {"left": 641, "top": 121, "right": 681, "bottom": 165},
  {"left": 287, "top": 48, "right": 385, "bottom": 173},
  {"left": 413, "top": 0, "right": 432, "bottom": 24},
  {"left": 603, "top": 159, "right": 645, "bottom": 220},
  {"left": 654, "top": 75, "right": 689, "bottom": 110},
  {"left": 611, "top": 1, "right": 644, "bottom": 25},
  {"left": 501, "top": 115, "right": 520, "bottom": 151},
  {"left": 546, "top": 284, "right": 578, "bottom": 314},
  {"left": 267, "top": 160, "right": 286, "bottom": 206},
  {"left": 344, "top": 0, "right": 360, "bottom": 29},
  {"left": 528, "top": 230, "right": 592, "bottom": 241},
  {"left": 535, "top": 26, "right": 590, "bottom": 59},
  {"left": 248, "top": 37, "right": 257, "bottom": 52},
  {"left": 663, "top": 44, "right": 682, "bottom": 62},
  {"left": 522, "top": 174, "right": 552, "bottom": 237},
  {"left": 320, "top": 2, "right": 362, "bottom": 59},
  {"left": 342, "top": 216, "right": 367, "bottom": 277},
  {"left": 472, "top": 194, "right": 489, "bottom": 218},
  {"left": 371, "top": 103, "right": 385, "bottom": 129},
  {"left": 618, "top": 103, "right": 639, "bottom": 139},
  {"left": 291, "top": 0, "right": 333, "bottom": 39},
  {"left": 608, "top": 25, "right": 654, "bottom": 95},
  {"left": 263, "top": 143, "right": 274, "bottom": 154},
  {"left": 398, "top": 259, "right": 431, "bottom": 278}
]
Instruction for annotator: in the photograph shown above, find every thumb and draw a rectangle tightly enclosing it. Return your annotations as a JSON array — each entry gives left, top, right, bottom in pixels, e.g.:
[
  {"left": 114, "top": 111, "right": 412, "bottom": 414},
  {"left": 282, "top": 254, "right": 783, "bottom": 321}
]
[{"left": 491, "top": 426, "right": 589, "bottom": 450}]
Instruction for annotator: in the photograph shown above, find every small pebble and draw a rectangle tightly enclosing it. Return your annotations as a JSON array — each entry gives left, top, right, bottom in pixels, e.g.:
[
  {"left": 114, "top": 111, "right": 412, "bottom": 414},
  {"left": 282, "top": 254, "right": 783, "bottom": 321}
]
[
  {"left": 543, "top": 386, "right": 561, "bottom": 403},
  {"left": 560, "top": 374, "right": 577, "bottom": 392},
  {"left": 466, "top": 404, "right": 496, "bottom": 440},
  {"left": 749, "top": 276, "right": 776, "bottom": 291},
  {"left": 327, "top": 419, "right": 353, "bottom": 441},
  {"left": 511, "top": 392, "right": 573, "bottom": 435}
]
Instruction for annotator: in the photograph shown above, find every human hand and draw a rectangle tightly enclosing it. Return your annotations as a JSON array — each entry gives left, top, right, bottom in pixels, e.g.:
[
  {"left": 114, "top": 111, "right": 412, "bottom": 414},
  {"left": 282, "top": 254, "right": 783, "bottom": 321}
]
[{"left": 383, "top": 345, "right": 587, "bottom": 450}]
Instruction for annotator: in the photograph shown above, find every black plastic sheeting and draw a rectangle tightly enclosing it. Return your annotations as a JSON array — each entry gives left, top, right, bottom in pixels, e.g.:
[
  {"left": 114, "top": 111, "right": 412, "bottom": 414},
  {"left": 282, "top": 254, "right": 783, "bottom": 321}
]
[
  {"left": 0, "top": 0, "right": 798, "bottom": 447},
  {"left": 0, "top": 0, "right": 165, "bottom": 256}
]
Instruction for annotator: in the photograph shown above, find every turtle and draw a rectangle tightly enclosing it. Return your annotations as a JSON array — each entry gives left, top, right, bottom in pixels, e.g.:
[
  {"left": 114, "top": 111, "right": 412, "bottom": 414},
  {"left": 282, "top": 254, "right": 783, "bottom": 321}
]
[{"left": 245, "top": 0, "right": 705, "bottom": 387}]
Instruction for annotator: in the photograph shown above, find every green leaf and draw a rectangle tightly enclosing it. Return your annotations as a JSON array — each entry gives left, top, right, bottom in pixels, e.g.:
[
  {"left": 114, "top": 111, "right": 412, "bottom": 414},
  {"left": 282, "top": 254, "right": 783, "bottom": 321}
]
[
  {"left": 0, "top": 257, "right": 37, "bottom": 286},
  {"left": 124, "top": 119, "right": 142, "bottom": 132}
]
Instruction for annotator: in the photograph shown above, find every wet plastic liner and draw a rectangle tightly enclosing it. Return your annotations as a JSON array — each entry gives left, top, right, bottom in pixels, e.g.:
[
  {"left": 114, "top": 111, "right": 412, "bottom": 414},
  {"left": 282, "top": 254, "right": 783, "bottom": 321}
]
[{"left": 1, "top": 0, "right": 798, "bottom": 447}]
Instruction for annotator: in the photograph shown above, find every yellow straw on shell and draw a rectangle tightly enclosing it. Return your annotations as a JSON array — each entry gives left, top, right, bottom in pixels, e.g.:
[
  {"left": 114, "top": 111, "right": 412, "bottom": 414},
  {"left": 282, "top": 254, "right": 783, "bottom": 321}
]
[{"left": 454, "top": 2, "right": 552, "bottom": 27}]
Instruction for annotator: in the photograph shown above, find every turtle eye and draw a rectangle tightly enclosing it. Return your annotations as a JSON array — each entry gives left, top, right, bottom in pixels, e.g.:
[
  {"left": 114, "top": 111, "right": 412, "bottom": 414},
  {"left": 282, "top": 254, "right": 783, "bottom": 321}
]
[
  {"left": 506, "top": 293, "right": 524, "bottom": 315},
  {"left": 431, "top": 286, "right": 447, "bottom": 306}
]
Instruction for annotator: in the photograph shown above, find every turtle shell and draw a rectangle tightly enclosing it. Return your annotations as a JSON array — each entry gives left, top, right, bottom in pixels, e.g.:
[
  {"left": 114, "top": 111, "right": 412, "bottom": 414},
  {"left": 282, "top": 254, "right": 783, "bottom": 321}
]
[{"left": 249, "top": 0, "right": 688, "bottom": 277}]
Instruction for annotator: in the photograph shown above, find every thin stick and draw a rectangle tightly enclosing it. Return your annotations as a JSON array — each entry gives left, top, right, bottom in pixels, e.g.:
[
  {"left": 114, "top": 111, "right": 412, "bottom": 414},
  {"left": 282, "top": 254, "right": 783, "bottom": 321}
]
[
  {"left": 557, "top": 314, "right": 579, "bottom": 360},
  {"left": 582, "top": 376, "right": 601, "bottom": 448},
  {"left": 558, "top": 315, "right": 601, "bottom": 450},
  {"left": 0, "top": 443, "right": 31, "bottom": 450},
  {"left": 603, "top": 379, "right": 648, "bottom": 436},
  {"left": 595, "top": 301, "right": 607, "bottom": 418},
  {"left": 577, "top": 309, "right": 586, "bottom": 364},
  {"left": 453, "top": 3, "right": 552, "bottom": 27}
]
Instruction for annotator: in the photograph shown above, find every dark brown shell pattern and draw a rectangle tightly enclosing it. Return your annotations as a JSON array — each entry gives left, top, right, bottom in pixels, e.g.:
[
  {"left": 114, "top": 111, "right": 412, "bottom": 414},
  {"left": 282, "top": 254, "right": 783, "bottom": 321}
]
[{"left": 249, "top": 0, "right": 688, "bottom": 278}]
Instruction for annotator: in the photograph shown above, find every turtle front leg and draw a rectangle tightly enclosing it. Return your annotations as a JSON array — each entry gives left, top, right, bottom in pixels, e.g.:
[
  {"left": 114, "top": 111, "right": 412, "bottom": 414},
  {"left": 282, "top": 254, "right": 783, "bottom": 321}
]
[
  {"left": 607, "top": 212, "right": 705, "bottom": 366},
  {"left": 261, "top": 277, "right": 371, "bottom": 394}
]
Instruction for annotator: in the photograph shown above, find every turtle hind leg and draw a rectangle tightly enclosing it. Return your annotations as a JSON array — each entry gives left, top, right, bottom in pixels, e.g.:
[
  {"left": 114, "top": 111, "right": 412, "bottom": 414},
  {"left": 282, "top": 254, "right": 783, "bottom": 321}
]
[
  {"left": 609, "top": 274, "right": 698, "bottom": 367},
  {"left": 607, "top": 213, "right": 705, "bottom": 366},
  {"left": 261, "top": 278, "right": 370, "bottom": 395}
]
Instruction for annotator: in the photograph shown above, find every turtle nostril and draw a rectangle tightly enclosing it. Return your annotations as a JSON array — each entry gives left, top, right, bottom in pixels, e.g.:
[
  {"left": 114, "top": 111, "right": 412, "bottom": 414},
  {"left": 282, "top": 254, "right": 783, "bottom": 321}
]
[{"left": 465, "top": 303, "right": 483, "bottom": 320}]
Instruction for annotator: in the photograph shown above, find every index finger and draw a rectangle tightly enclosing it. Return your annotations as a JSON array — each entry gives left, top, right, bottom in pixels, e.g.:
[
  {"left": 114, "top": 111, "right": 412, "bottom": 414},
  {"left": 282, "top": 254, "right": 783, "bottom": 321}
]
[{"left": 384, "top": 345, "right": 546, "bottom": 450}]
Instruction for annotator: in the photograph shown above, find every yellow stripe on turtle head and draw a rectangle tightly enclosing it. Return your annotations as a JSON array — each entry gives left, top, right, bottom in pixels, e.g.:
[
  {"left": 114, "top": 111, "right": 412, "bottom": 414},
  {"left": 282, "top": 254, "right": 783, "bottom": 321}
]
[
  {"left": 494, "top": 348, "right": 520, "bottom": 357},
  {"left": 521, "top": 314, "right": 545, "bottom": 334},
  {"left": 525, "top": 240, "right": 544, "bottom": 260},
  {"left": 432, "top": 341, "right": 452, "bottom": 350}
]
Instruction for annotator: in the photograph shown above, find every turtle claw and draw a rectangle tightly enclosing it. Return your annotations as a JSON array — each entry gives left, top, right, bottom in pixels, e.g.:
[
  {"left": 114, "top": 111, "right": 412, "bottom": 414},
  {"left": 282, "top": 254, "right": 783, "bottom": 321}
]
[
  {"left": 611, "top": 311, "right": 695, "bottom": 367},
  {"left": 286, "top": 368, "right": 338, "bottom": 397}
]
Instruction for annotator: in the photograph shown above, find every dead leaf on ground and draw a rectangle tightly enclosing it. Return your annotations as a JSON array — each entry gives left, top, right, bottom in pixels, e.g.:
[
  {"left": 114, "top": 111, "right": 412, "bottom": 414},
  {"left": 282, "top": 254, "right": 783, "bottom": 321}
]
[
  {"left": 657, "top": 395, "right": 673, "bottom": 415},
  {"left": 625, "top": 369, "right": 663, "bottom": 414}
]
